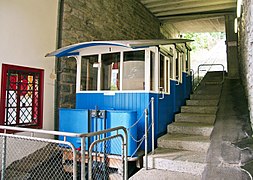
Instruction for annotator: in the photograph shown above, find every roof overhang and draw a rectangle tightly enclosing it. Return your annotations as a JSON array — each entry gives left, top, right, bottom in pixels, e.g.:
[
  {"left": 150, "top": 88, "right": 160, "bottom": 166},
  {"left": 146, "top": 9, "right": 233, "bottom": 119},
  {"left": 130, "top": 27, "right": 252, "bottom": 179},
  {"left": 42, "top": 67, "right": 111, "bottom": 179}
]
[{"left": 45, "top": 39, "right": 193, "bottom": 58}]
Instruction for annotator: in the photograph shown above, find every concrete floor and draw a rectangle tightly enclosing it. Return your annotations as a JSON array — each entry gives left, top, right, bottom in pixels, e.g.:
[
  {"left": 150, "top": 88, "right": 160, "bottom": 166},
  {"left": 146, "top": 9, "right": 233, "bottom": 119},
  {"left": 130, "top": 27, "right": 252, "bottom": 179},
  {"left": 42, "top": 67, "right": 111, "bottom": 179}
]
[{"left": 203, "top": 78, "right": 253, "bottom": 180}]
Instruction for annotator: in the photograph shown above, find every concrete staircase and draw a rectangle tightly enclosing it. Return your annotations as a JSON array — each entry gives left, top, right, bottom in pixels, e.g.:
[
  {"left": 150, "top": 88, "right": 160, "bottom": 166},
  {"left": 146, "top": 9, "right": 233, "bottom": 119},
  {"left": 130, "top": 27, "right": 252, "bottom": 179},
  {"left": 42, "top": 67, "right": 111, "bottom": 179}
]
[{"left": 130, "top": 72, "right": 223, "bottom": 180}]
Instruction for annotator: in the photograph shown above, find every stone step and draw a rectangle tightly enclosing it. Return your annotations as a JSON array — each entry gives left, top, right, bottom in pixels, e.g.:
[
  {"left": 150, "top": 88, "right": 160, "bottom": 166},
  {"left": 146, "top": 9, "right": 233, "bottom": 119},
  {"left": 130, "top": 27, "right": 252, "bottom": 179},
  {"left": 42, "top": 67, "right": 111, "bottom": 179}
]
[
  {"left": 143, "top": 148, "right": 206, "bottom": 176},
  {"left": 175, "top": 113, "right": 216, "bottom": 124},
  {"left": 186, "top": 99, "right": 219, "bottom": 106},
  {"left": 190, "top": 94, "right": 220, "bottom": 100},
  {"left": 168, "top": 122, "right": 214, "bottom": 136},
  {"left": 129, "top": 168, "right": 201, "bottom": 180},
  {"left": 157, "top": 134, "right": 210, "bottom": 152},
  {"left": 194, "top": 85, "right": 222, "bottom": 95},
  {"left": 204, "top": 81, "right": 223, "bottom": 85},
  {"left": 181, "top": 105, "right": 218, "bottom": 114},
  {"left": 194, "top": 91, "right": 221, "bottom": 96}
]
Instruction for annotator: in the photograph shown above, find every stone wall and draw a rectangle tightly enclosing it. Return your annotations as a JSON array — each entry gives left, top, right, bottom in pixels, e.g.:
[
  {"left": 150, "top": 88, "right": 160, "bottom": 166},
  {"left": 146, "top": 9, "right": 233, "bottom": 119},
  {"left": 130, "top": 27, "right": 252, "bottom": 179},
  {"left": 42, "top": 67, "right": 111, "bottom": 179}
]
[
  {"left": 238, "top": 0, "right": 253, "bottom": 125},
  {"left": 57, "top": 0, "right": 178, "bottom": 108}
]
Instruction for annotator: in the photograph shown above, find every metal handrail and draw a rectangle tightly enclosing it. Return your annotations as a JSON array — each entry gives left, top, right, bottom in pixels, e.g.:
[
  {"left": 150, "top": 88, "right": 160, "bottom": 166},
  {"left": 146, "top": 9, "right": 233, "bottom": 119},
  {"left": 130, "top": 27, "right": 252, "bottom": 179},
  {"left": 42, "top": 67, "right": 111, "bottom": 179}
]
[
  {"left": 88, "top": 134, "right": 125, "bottom": 180},
  {"left": 0, "top": 125, "right": 127, "bottom": 139},
  {"left": 197, "top": 64, "right": 225, "bottom": 84},
  {"left": 0, "top": 125, "right": 81, "bottom": 137},
  {"left": 190, "top": 69, "right": 195, "bottom": 90},
  {"left": 80, "top": 126, "right": 128, "bottom": 180}
]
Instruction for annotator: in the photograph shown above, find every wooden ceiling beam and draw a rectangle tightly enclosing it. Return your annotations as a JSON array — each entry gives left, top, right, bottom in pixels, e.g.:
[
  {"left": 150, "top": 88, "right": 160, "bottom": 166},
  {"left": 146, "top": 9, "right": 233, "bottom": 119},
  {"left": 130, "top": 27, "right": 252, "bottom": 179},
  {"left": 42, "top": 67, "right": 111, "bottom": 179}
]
[
  {"left": 159, "top": 12, "right": 232, "bottom": 22},
  {"left": 155, "top": 3, "right": 236, "bottom": 17},
  {"left": 149, "top": 0, "right": 236, "bottom": 13},
  {"left": 141, "top": 0, "right": 204, "bottom": 7}
]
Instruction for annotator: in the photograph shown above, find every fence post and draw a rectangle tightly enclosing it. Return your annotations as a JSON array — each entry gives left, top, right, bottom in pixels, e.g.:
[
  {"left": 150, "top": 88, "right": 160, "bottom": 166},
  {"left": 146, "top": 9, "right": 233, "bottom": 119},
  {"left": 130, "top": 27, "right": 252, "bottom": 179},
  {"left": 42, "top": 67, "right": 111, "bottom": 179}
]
[
  {"left": 1, "top": 136, "right": 6, "bottom": 180},
  {"left": 81, "top": 137, "right": 85, "bottom": 180},
  {"left": 151, "top": 97, "right": 155, "bottom": 155},
  {"left": 145, "top": 109, "right": 148, "bottom": 170},
  {"left": 124, "top": 130, "right": 128, "bottom": 180}
]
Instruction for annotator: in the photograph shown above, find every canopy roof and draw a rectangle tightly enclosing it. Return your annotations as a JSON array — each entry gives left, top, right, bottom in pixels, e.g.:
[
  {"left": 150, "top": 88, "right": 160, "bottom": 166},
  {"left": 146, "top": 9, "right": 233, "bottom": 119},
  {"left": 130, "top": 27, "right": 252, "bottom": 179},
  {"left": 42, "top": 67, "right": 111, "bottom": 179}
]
[{"left": 45, "top": 39, "right": 193, "bottom": 58}]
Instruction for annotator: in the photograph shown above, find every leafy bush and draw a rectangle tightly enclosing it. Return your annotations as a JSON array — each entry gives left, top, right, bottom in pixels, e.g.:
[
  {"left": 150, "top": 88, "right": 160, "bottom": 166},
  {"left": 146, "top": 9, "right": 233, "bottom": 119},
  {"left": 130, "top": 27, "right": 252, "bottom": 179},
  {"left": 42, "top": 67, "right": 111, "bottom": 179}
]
[{"left": 183, "top": 32, "right": 225, "bottom": 52}]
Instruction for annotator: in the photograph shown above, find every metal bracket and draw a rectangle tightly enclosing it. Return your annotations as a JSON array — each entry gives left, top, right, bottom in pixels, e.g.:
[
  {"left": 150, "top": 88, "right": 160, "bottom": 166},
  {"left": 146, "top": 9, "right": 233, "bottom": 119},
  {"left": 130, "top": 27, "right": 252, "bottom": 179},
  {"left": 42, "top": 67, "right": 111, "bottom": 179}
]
[{"left": 90, "top": 110, "right": 106, "bottom": 119}]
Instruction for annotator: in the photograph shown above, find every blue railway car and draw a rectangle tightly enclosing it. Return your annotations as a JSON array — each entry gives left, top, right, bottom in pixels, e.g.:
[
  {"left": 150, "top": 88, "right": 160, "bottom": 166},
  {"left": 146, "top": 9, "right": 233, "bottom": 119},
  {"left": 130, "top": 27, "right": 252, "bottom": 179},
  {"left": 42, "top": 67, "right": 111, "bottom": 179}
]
[{"left": 46, "top": 39, "right": 193, "bottom": 156}]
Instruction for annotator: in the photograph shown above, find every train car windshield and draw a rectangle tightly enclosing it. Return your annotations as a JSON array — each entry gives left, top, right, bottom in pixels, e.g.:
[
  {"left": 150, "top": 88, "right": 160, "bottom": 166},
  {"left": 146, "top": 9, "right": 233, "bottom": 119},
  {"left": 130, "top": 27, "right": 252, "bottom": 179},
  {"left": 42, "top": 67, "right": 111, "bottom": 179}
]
[
  {"left": 122, "top": 50, "right": 145, "bottom": 90},
  {"left": 81, "top": 55, "right": 98, "bottom": 91},
  {"left": 150, "top": 51, "right": 156, "bottom": 91},
  {"left": 101, "top": 53, "right": 120, "bottom": 90}
]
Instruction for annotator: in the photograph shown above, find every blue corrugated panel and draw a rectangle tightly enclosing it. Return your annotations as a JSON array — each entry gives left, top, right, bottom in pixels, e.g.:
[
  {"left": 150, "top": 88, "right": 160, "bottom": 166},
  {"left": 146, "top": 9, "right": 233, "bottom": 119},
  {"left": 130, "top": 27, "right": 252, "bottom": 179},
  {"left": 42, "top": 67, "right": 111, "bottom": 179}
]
[
  {"left": 149, "top": 93, "right": 174, "bottom": 139},
  {"left": 59, "top": 108, "right": 89, "bottom": 149},
  {"left": 170, "top": 80, "right": 176, "bottom": 113},
  {"left": 182, "top": 72, "right": 189, "bottom": 100},
  {"left": 182, "top": 73, "right": 192, "bottom": 100},
  {"left": 187, "top": 75, "right": 192, "bottom": 97},
  {"left": 76, "top": 92, "right": 150, "bottom": 149},
  {"left": 170, "top": 80, "right": 182, "bottom": 113},
  {"left": 107, "top": 110, "right": 137, "bottom": 156},
  {"left": 75, "top": 90, "right": 182, "bottom": 152}
]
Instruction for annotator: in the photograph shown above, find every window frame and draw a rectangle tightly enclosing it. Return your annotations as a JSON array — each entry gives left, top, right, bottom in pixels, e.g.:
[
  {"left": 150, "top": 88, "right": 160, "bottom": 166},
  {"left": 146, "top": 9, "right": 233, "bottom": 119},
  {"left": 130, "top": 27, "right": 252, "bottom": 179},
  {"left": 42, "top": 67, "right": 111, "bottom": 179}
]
[
  {"left": 0, "top": 64, "right": 44, "bottom": 129},
  {"left": 122, "top": 50, "right": 146, "bottom": 91},
  {"left": 77, "top": 47, "right": 149, "bottom": 93}
]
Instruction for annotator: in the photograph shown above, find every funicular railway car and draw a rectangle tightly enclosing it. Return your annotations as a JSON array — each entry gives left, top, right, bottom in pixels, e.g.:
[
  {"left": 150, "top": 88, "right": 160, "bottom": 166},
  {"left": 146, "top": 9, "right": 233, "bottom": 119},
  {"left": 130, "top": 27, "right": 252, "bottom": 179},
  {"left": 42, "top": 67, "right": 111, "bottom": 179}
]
[{"left": 46, "top": 39, "right": 193, "bottom": 160}]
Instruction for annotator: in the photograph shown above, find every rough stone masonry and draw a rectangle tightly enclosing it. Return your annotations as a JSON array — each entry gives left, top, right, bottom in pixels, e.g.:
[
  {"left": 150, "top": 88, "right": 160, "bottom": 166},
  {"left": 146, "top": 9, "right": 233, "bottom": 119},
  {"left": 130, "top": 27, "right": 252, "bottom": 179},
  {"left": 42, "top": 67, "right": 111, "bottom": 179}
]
[{"left": 57, "top": 0, "right": 175, "bottom": 109}]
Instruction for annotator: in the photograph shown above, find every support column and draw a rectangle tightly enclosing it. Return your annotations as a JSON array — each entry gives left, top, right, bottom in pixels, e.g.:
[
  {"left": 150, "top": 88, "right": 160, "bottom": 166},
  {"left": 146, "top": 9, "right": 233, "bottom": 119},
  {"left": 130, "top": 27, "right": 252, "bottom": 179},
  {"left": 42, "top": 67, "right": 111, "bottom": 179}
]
[{"left": 225, "top": 15, "right": 239, "bottom": 79}]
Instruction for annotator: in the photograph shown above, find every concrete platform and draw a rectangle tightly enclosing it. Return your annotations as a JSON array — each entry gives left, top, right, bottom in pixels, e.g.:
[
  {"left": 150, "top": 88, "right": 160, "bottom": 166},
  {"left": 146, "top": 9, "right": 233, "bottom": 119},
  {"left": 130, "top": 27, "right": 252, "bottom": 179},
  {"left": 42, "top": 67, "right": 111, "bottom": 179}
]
[
  {"left": 129, "top": 169, "right": 201, "bottom": 180},
  {"left": 143, "top": 148, "right": 207, "bottom": 175}
]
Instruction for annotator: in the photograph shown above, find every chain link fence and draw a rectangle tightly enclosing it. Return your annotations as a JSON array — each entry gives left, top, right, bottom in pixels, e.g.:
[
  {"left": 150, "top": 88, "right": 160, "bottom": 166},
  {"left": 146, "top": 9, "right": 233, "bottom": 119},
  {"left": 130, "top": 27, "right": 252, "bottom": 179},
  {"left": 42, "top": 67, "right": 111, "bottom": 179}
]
[
  {"left": 0, "top": 126, "right": 128, "bottom": 180},
  {"left": 0, "top": 134, "right": 76, "bottom": 180}
]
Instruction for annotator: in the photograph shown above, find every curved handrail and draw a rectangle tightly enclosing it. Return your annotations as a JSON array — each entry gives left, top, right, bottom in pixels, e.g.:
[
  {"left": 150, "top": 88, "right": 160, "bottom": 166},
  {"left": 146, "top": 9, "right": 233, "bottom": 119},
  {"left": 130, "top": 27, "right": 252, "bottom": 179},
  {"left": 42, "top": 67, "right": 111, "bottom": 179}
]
[{"left": 197, "top": 64, "right": 225, "bottom": 84}]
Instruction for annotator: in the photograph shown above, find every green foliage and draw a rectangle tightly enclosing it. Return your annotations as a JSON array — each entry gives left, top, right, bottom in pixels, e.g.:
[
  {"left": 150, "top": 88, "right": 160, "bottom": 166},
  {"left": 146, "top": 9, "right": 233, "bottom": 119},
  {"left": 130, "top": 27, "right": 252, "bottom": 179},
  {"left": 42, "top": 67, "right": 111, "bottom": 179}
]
[{"left": 183, "top": 32, "right": 225, "bottom": 52}]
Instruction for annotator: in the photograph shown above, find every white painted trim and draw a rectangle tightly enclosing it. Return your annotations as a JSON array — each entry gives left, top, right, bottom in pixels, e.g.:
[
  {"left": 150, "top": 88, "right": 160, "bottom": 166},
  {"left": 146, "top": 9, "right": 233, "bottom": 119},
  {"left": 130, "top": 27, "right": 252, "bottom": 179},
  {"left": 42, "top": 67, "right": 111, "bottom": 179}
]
[
  {"left": 155, "top": 47, "right": 159, "bottom": 92},
  {"left": 145, "top": 49, "right": 150, "bottom": 91},
  {"left": 79, "top": 47, "right": 147, "bottom": 57},
  {"left": 76, "top": 90, "right": 171, "bottom": 95},
  {"left": 120, "top": 51, "right": 124, "bottom": 91},
  {"left": 188, "top": 50, "right": 191, "bottom": 75},
  {"left": 179, "top": 52, "right": 183, "bottom": 83},
  {"left": 172, "top": 47, "right": 177, "bottom": 81},
  {"left": 97, "top": 54, "right": 102, "bottom": 90},
  {"left": 166, "top": 56, "right": 171, "bottom": 94},
  {"left": 75, "top": 56, "right": 81, "bottom": 92},
  {"left": 76, "top": 90, "right": 149, "bottom": 94},
  {"left": 182, "top": 51, "right": 186, "bottom": 73}
]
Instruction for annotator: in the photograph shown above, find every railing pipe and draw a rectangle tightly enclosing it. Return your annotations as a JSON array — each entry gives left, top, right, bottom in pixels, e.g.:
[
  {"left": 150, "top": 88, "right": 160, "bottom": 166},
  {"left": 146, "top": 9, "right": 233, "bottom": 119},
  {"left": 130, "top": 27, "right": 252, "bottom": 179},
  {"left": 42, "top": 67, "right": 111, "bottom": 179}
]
[
  {"left": 197, "top": 64, "right": 225, "bottom": 84},
  {"left": 81, "top": 137, "right": 86, "bottom": 180},
  {"left": 80, "top": 126, "right": 126, "bottom": 137},
  {"left": 1, "top": 137, "right": 6, "bottom": 180},
  {"left": 145, "top": 109, "right": 148, "bottom": 170},
  {"left": 124, "top": 129, "right": 128, "bottom": 180},
  {"left": 151, "top": 97, "right": 155, "bottom": 155},
  {"left": 190, "top": 69, "right": 194, "bottom": 90},
  {"left": 0, "top": 125, "right": 80, "bottom": 137},
  {"left": 88, "top": 134, "right": 125, "bottom": 180},
  {"left": 0, "top": 125, "right": 126, "bottom": 139}
]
